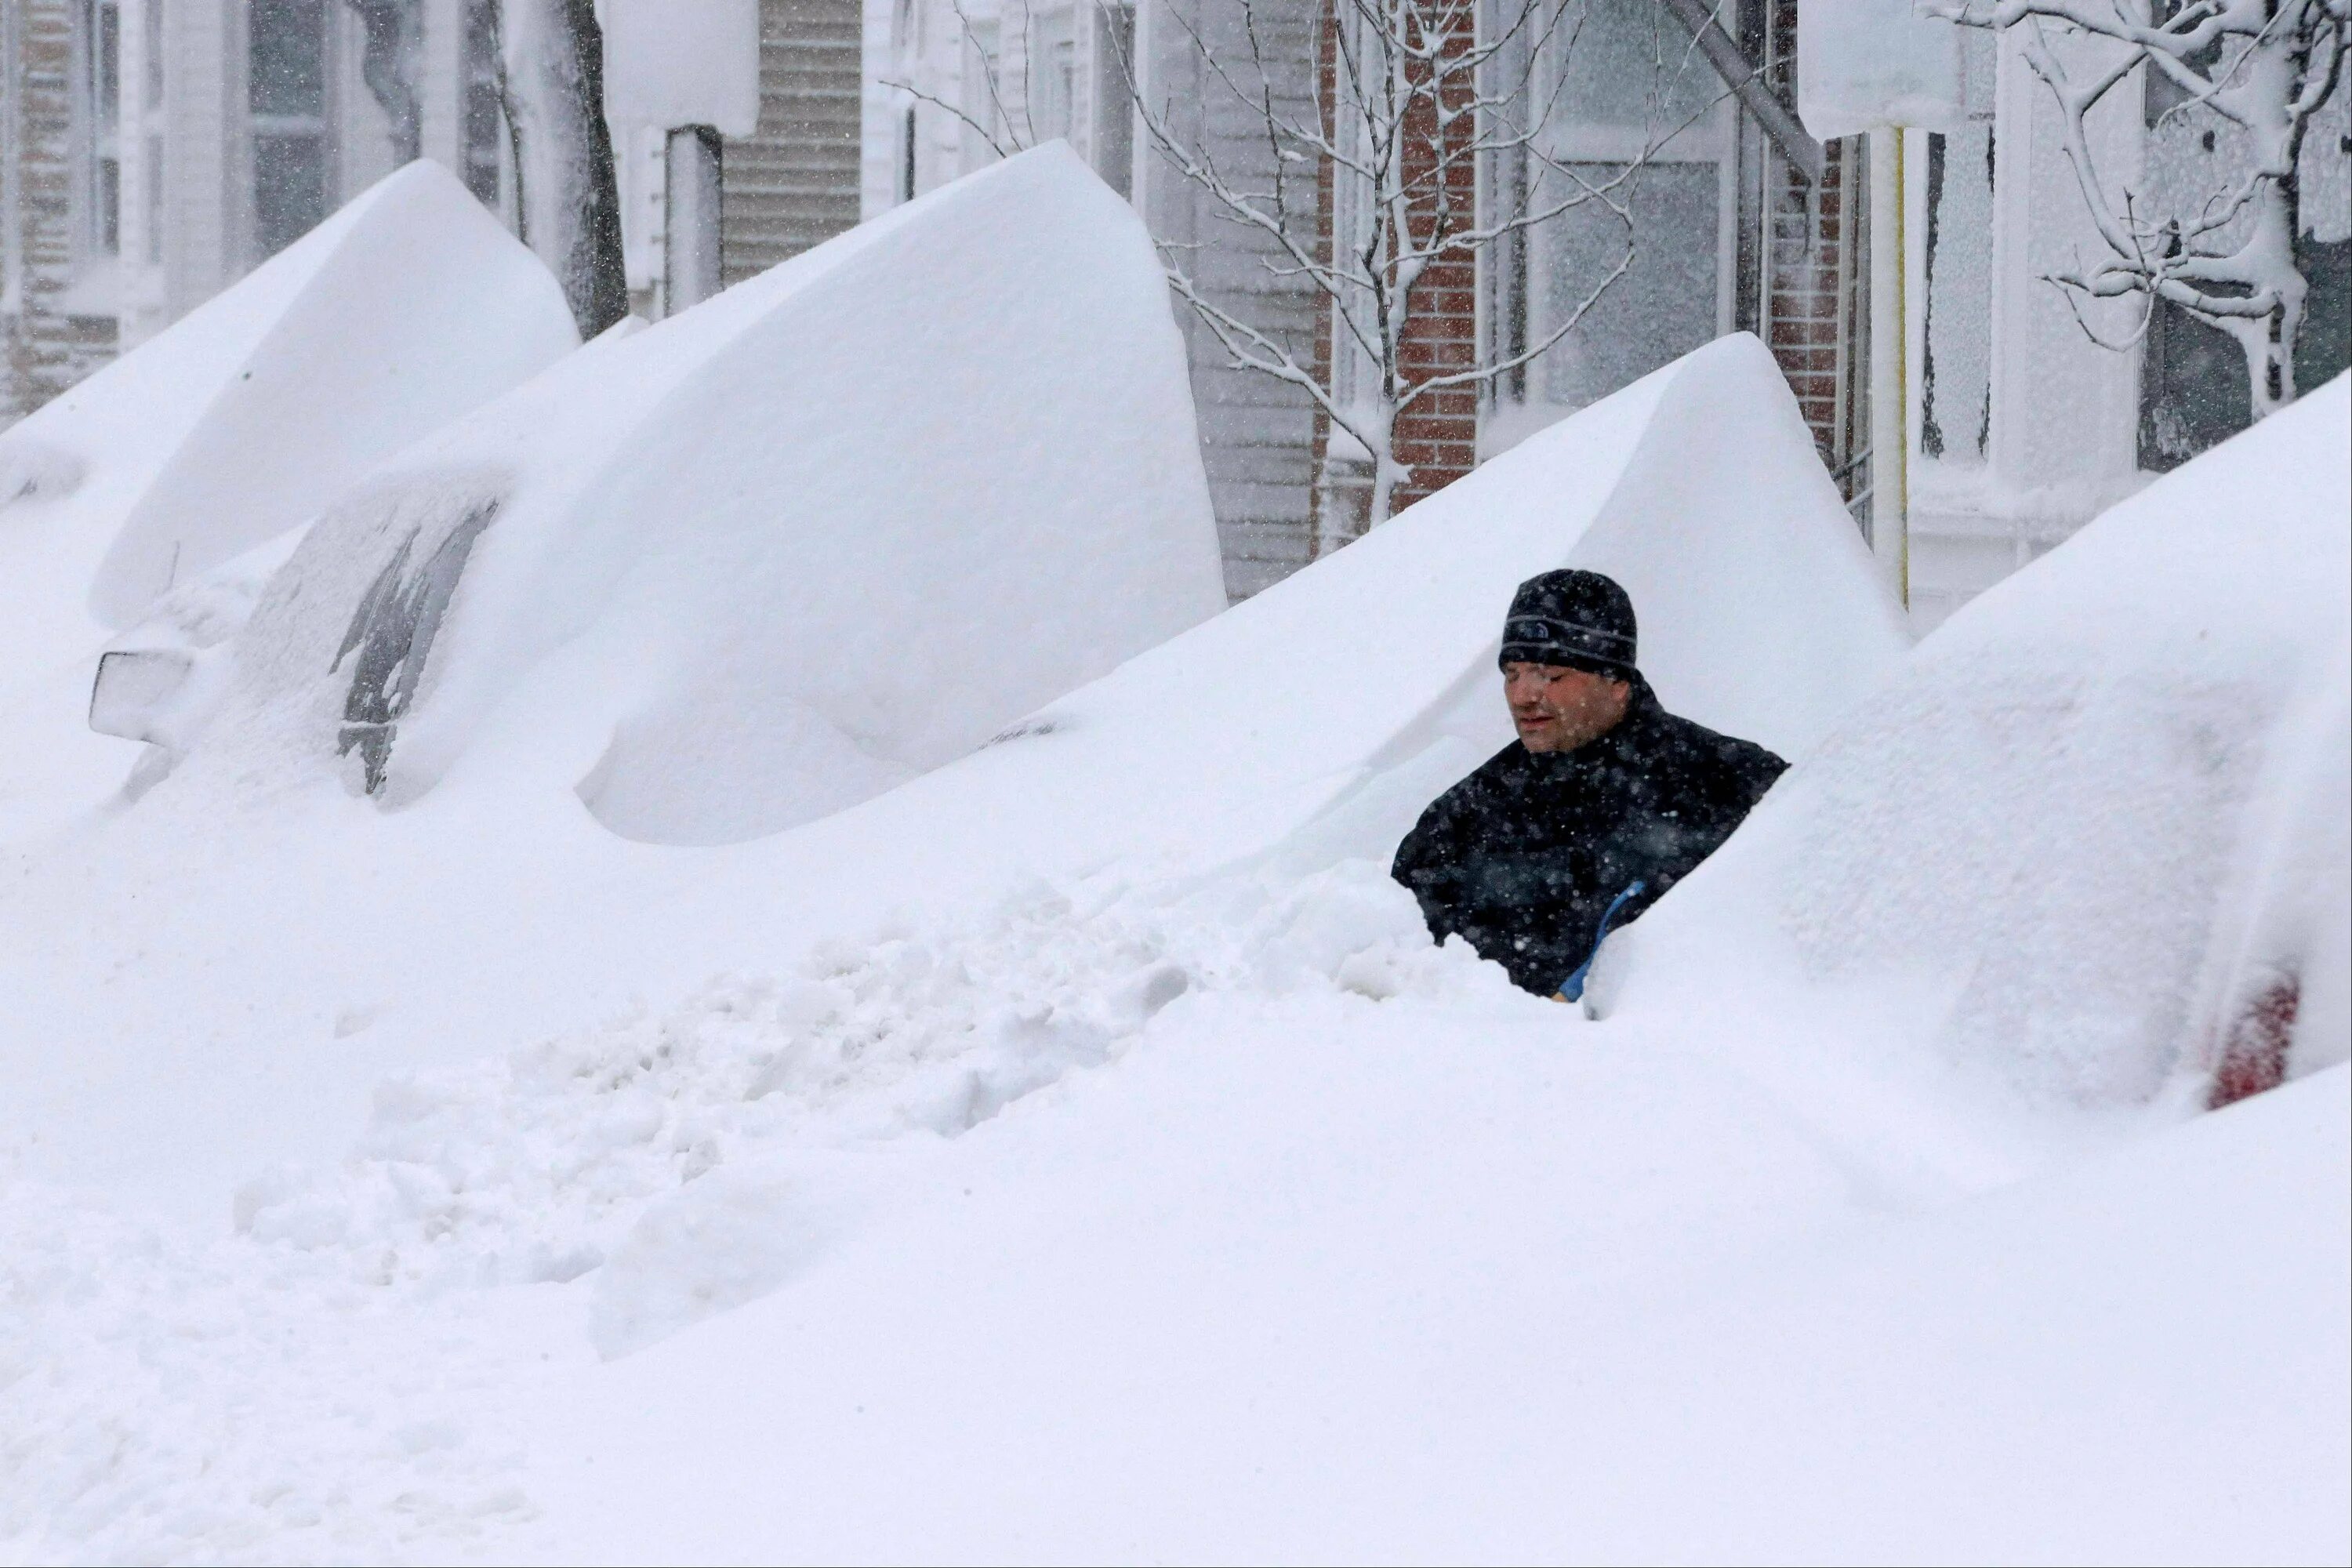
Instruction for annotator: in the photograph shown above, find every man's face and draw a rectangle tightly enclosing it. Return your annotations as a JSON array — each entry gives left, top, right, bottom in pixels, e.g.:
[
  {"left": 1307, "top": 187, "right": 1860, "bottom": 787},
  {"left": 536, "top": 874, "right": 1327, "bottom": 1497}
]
[{"left": 1504, "top": 661, "right": 1632, "bottom": 753}]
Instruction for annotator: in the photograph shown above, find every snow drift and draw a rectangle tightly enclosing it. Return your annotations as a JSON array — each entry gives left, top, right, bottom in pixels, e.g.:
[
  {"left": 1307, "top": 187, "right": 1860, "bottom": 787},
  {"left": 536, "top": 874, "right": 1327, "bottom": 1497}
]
[
  {"left": 0, "top": 162, "right": 575, "bottom": 842},
  {"left": 4, "top": 338, "right": 2341, "bottom": 1564},
  {"left": 0, "top": 330, "right": 1899, "bottom": 1225},
  {"left": 0, "top": 161, "right": 577, "bottom": 675},
  {"left": 847, "top": 328, "right": 1914, "bottom": 881},
  {"left": 192, "top": 143, "right": 1225, "bottom": 844},
  {"left": 1596, "top": 374, "right": 2352, "bottom": 1119}
]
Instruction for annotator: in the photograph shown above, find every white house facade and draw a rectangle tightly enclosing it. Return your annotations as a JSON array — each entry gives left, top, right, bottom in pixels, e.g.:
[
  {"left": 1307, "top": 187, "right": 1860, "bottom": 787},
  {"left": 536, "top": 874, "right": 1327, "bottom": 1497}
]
[
  {"left": 1821, "top": 6, "right": 2348, "bottom": 630},
  {"left": 2, "top": 0, "right": 866, "bottom": 419}
]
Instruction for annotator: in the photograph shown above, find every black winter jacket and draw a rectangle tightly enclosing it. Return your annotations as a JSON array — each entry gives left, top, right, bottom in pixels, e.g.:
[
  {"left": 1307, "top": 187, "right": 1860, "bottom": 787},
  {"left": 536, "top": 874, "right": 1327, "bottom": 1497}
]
[{"left": 1390, "top": 678, "right": 1786, "bottom": 994}]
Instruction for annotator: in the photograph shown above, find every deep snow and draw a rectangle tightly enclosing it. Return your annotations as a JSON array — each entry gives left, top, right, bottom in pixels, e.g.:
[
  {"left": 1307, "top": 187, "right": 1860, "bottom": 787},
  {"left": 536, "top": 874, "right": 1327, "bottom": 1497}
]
[
  {"left": 0, "top": 162, "right": 576, "bottom": 842},
  {"left": 194, "top": 143, "right": 1224, "bottom": 843},
  {"left": 0, "top": 316, "right": 2343, "bottom": 1564},
  {"left": 1596, "top": 375, "right": 2352, "bottom": 1119},
  {"left": 0, "top": 332, "right": 1893, "bottom": 1222}
]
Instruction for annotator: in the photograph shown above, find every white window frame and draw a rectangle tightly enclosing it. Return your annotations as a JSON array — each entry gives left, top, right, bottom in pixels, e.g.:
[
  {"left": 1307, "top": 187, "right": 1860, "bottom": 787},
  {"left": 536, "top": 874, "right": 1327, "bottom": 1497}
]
[
  {"left": 245, "top": 0, "right": 341, "bottom": 265},
  {"left": 1488, "top": 0, "right": 1741, "bottom": 427},
  {"left": 74, "top": 0, "right": 123, "bottom": 274}
]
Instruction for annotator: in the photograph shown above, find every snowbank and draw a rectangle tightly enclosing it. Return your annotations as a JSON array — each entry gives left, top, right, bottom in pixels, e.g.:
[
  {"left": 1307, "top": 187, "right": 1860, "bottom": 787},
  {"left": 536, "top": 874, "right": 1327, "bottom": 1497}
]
[
  {"left": 194, "top": 143, "right": 1225, "bottom": 844},
  {"left": 2, "top": 344, "right": 2340, "bottom": 1566},
  {"left": 0, "top": 162, "right": 575, "bottom": 840},
  {"left": 1596, "top": 375, "right": 2352, "bottom": 1120},
  {"left": 847, "top": 328, "right": 1912, "bottom": 883},
  {"left": 510, "top": 1057, "right": 2349, "bottom": 1565},
  {"left": 0, "top": 161, "right": 575, "bottom": 672},
  {"left": 0, "top": 331, "right": 1898, "bottom": 1225}
]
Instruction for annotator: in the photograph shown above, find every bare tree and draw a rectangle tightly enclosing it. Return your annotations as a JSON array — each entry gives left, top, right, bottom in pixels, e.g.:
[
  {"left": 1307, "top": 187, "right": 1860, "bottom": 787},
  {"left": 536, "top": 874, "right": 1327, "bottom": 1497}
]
[
  {"left": 491, "top": 0, "right": 631, "bottom": 336},
  {"left": 898, "top": 0, "right": 1750, "bottom": 540},
  {"left": 1135, "top": 0, "right": 1726, "bottom": 533},
  {"left": 338, "top": 0, "right": 626, "bottom": 335},
  {"left": 1928, "top": 0, "right": 2348, "bottom": 417}
]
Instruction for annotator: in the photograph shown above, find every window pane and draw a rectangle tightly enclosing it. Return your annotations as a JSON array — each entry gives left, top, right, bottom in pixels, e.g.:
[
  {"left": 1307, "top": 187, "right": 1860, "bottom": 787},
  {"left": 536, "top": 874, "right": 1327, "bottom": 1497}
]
[
  {"left": 250, "top": 0, "right": 327, "bottom": 118},
  {"left": 1552, "top": 0, "right": 1724, "bottom": 132},
  {"left": 1922, "top": 128, "right": 1992, "bottom": 461},
  {"left": 100, "top": 157, "right": 120, "bottom": 253},
  {"left": 1539, "top": 162, "right": 1719, "bottom": 408},
  {"left": 255, "top": 132, "right": 327, "bottom": 255},
  {"left": 463, "top": 0, "right": 504, "bottom": 207},
  {"left": 96, "top": 1, "right": 119, "bottom": 138},
  {"left": 2297, "top": 236, "right": 2351, "bottom": 394}
]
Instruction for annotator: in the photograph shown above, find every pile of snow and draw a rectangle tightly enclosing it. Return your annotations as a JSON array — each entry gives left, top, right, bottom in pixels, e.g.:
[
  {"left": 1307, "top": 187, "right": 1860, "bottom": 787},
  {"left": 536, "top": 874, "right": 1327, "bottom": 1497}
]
[
  {"left": 227, "top": 859, "right": 1499, "bottom": 1356},
  {"left": 187, "top": 143, "right": 1225, "bottom": 844},
  {"left": 841, "top": 329, "right": 1911, "bottom": 884},
  {"left": 2, "top": 336, "right": 2342, "bottom": 1564},
  {"left": 0, "top": 161, "right": 575, "bottom": 670},
  {"left": 1597, "top": 375, "right": 2352, "bottom": 1123},
  {"left": 513, "top": 1051, "right": 2347, "bottom": 1566},
  {"left": 2, "top": 858, "right": 1512, "bottom": 1563},
  {"left": 0, "top": 332, "right": 1900, "bottom": 1225},
  {"left": 0, "top": 162, "right": 575, "bottom": 838}
]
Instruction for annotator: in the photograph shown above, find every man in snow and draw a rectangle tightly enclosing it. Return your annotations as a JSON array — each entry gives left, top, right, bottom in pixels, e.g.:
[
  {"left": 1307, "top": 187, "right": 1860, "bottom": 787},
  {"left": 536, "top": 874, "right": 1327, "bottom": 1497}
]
[{"left": 1391, "top": 569, "right": 1786, "bottom": 999}]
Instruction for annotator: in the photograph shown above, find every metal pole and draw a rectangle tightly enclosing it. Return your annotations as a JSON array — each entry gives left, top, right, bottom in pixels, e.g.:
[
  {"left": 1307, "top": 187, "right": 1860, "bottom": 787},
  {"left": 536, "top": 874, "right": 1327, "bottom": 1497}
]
[
  {"left": 663, "top": 125, "right": 723, "bottom": 314},
  {"left": 1655, "top": 0, "right": 1824, "bottom": 183},
  {"left": 1867, "top": 125, "right": 1908, "bottom": 605}
]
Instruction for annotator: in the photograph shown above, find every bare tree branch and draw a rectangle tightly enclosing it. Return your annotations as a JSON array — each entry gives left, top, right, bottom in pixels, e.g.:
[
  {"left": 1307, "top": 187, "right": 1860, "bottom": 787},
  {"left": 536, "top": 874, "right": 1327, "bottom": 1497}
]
[{"left": 1928, "top": 0, "right": 2347, "bottom": 416}]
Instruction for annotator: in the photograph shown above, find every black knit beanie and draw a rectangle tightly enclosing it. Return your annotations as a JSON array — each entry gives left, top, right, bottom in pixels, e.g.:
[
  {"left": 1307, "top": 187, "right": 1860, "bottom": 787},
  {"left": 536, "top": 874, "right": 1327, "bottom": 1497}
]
[{"left": 1498, "top": 569, "right": 1638, "bottom": 681}]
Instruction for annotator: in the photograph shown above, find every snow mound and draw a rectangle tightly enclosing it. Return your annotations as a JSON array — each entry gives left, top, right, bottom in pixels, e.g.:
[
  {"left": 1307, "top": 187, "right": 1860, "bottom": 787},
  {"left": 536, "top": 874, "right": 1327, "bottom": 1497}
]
[
  {"left": 0, "top": 332, "right": 1898, "bottom": 1225},
  {"left": 870, "top": 330, "right": 1911, "bottom": 883},
  {"left": 1598, "top": 375, "right": 2352, "bottom": 1116},
  {"left": 223, "top": 860, "right": 1495, "bottom": 1356},
  {"left": 0, "top": 161, "right": 577, "bottom": 678},
  {"left": 193, "top": 143, "right": 1224, "bottom": 844}
]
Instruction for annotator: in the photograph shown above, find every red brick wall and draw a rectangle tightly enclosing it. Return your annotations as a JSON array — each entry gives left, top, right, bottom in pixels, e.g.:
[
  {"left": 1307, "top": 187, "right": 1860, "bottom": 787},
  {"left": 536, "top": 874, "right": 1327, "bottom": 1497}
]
[
  {"left": 1757, "top": 0, "right": 1864, "bottom": 487},
  {"left": 1308, "top": 0, "right": 1480, "bottom": 541},
  {"left": 1764, "top": 141, "right": 1852, "bottom": 454},
  {"left": 1309, "top": 0, "right": 1862, "bottom": 537},
  {"left": 1386, "top": 0, "right": 1479, "bottom": 513}
]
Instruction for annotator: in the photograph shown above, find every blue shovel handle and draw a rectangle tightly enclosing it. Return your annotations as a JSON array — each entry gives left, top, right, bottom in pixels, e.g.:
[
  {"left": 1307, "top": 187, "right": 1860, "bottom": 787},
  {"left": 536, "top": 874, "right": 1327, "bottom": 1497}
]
[{"left": 1559, "top": 879, "right": 1647, "bottom": 1003}]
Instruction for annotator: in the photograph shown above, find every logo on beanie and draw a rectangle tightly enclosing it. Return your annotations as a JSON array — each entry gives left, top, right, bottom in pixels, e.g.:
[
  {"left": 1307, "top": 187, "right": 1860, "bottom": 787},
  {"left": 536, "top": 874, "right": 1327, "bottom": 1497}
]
[{"left": 1504, "top": 616, "right": 1633, "bottom": 653}]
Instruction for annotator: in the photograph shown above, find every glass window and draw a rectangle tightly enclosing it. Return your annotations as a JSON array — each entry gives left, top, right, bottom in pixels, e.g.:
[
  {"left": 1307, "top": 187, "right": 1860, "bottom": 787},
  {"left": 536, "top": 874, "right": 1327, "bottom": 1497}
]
[
  {"left": 1549, "top": 0, "right": 1725, "bottom": 136},
  {"left": 78, "top": 0, "right": 122, "bottom": 261},
  {"left": 249, "top": 0, "right": 329, "bottom": 256},
  {"left": 1537, "top": 162, "right": 1720, "bottom": 408},
  {"left": 250, "top": 0, "right": 327, "bottom": 118},
  {"left": 254, "top": 133, "right": 328, "bottom": 256},
  {"left": 1481, "top": 0, "right": 1737, "bottom": 436},
  {"left": 1029, "top": 9, "right": 1074, "bottom": 143},
  {"left": 1922, "top": 127, "right": 1992, "bottom": 462}
]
